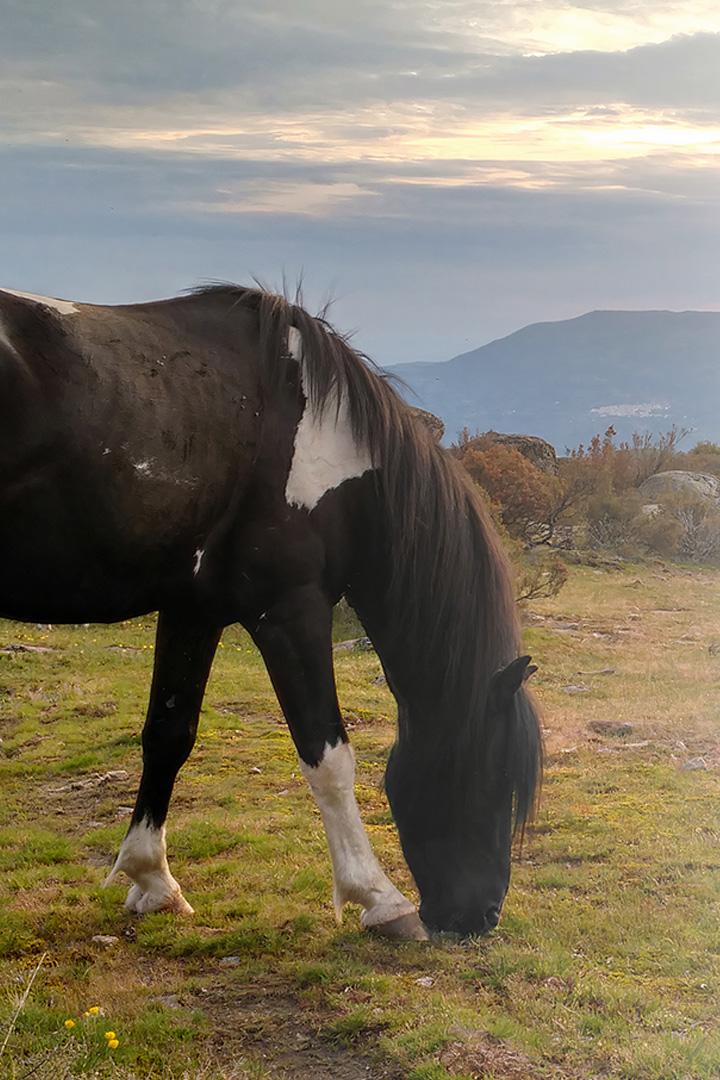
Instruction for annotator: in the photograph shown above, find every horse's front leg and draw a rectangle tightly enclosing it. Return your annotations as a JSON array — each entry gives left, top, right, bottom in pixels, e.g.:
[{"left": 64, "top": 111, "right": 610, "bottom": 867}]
[
  {"left": 106, "top": 610, "right": 221, "bottom": 914},
  {"left": 250, "top": 585, "right": 427, "bottom": 941}
]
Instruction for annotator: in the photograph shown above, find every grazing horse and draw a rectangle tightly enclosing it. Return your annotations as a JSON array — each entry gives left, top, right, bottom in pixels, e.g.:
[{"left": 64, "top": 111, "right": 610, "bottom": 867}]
[{"left": 0, "top": 284, "right": 542, "bottom": 939}]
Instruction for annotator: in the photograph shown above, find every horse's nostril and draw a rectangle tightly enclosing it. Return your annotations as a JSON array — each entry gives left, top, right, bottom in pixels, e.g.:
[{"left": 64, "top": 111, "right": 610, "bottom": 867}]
[{"left": 485, "top": 906, "right": 501, "bottom": 929}]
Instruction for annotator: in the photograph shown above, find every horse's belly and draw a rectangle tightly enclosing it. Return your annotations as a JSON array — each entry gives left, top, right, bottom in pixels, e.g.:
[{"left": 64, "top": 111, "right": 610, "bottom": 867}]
[
  {"left": 0, "top": 576, "right": 158, "bottom": 623},
  {"left": 0, "top": 514, "right": 166, "bottom": 623},
  {"left": 0, "top": 466, "right": 236, "bottom": 623}
]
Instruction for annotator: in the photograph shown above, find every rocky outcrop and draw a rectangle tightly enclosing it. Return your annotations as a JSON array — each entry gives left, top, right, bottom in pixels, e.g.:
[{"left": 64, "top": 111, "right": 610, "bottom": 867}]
[
  {"left": 410, "top": 407, "right": 445, "bottom": 443},
  {"left": 639, "top": 471, "right": 720, "bottom": 504},
  {"left": 476, "top": 431, "right": 559, "bottom": 474}
]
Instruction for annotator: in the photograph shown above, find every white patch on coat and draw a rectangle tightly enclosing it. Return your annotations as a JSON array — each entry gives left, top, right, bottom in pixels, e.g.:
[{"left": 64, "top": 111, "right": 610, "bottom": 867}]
[
  {"left": 105, "top": 819, "right": 193, "bottom": 915},
  {"left": 193, "top": 548, "right": 204, "bottom": 576},
  {"left": 133, "top": 460, "right": 152, "bottom": 476},
  {"left": 1, "top": 288, "right": 79, "bottom": 315},
  {"left": 300, "top": 741, "right": 416, "bottom": 928},
  {"left": 285, "top": 327, "right": 372, "bottom": 511}
]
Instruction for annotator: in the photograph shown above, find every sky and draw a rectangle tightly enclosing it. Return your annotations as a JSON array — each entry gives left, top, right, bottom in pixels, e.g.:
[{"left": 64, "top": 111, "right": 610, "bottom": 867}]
[{"left": 1, "top": 1, "right": 719, "bottom": 363}]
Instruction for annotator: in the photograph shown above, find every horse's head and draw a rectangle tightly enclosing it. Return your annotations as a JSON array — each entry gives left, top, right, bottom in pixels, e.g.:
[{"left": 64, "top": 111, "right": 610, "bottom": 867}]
[{"left": 385, "top": 656, "right": 540, "bottom": 937}]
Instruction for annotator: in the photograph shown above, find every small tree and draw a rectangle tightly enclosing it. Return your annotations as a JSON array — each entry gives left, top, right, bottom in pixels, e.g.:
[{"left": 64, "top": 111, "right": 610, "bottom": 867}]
[
  {"left": 452, "top": 433, "right": 568, "bottom": 600},
  {"left": 453, "top": 437, "right": 561, "bottom": 546}
]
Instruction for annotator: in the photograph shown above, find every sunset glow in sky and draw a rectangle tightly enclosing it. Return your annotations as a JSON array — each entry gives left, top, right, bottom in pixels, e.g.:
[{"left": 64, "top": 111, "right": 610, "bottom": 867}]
[{"left": 1, "top": 2, "right": 718, "bottom": 361}]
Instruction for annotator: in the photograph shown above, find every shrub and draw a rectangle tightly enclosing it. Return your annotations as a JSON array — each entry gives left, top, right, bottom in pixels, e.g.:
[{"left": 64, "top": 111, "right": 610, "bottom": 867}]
[
  {"left": 452, "top": 424, "right": 720, "bottom": 573},
  {"left": 634, "top": 506, "right": 684, "bottom": 558},
  {"left": 563, "top": 426, "right": 687, "bottom": 495},
  {"left": 584, "top": 492, "right": 645, "bottom": 554},
  {"left": 453, "top": 436, "right": 562, "bottom": 545},
  {"left": 514, "top": 546, "right": 569, "bottom": 603},
  {"left": 584, "top": 490, "right": 720, "bottom": 564},
  {"left": 678, "top": 441, "right": 720, "bottom": 479},
  {"left": 661, "top": 493, "right": 720, "bottom": 563}
]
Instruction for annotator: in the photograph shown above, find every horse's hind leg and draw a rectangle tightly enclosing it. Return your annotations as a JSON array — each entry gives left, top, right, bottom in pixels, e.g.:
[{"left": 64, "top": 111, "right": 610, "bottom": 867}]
[
  {"left": 249, "top": 585, "right": 427, "bottom": 941},
  {"left": 106, "top": 610, "right": 221, "bottom": 914}
]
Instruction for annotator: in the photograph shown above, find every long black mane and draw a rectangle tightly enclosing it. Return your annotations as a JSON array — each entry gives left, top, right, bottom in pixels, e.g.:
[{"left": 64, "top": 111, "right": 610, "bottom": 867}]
[{"left": 194, "top": 284, "right": 542, "bottom": 831}]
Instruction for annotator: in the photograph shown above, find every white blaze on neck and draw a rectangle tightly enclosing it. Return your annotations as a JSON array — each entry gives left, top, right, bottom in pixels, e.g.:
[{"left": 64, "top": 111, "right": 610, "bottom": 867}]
[
  {"left": 105, "top": 818, "right": 193, "bottom": 915},
  {"left": 285, "top": 326, "right": 372, "bottom": 511},
  {"left": 300, "top": 741, "right": 416, "bottom": 928},
  {"left": 1, "top": 288, "right": 79, "bottom": 315}
]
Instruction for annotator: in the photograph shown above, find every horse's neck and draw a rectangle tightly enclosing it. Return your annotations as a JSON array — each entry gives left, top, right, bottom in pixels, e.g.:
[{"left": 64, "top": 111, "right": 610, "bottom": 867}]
[{"left": 342, "top": 517, "right": 425, "bottom": 715}]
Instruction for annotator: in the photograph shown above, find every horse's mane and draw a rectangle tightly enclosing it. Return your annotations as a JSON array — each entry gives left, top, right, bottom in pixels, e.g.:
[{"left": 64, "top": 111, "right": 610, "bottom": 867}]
[{"left": 192, "top": 284, "right": 542, "bottom": 831}]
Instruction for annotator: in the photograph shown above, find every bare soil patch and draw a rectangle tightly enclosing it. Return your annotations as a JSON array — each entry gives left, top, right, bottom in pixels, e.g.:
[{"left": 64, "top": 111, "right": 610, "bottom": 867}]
[
  {"left": 190, "top": 977, "right": 404, "bottom": 1079},
  {"left": 440, "top": 1032, "right": 574, "bottom": 1079}
]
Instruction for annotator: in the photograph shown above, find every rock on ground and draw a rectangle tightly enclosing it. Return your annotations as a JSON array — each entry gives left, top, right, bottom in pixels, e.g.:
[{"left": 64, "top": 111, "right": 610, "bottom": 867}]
[{"left": 639, "top": 471, "right": 720, "bottom": 504}]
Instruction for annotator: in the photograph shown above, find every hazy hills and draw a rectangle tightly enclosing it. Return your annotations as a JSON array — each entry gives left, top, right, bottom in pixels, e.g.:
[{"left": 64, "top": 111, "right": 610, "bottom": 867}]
[{"left": 390, "top": 310, "right": 720, "bottom": 450}]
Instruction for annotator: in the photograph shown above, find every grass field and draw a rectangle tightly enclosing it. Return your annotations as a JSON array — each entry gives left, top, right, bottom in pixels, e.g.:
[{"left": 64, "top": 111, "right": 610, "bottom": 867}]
[{"left": 1, "top": 561, "right": 719, "bottom": 1079}]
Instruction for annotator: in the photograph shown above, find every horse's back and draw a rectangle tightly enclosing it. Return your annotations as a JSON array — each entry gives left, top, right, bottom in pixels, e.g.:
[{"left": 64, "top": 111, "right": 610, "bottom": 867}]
[{"left": 0, "top": 289, "right": 268, "bottom": 622}]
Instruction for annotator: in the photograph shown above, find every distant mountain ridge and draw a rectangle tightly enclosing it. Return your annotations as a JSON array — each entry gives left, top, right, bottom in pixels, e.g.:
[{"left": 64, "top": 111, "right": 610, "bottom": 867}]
[{"left": 389, "top": 310, "right": 720, "bottom": 450}]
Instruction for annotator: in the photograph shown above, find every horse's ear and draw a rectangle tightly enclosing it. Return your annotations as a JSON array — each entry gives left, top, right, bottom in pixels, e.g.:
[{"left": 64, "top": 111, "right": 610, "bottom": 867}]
[{"left": 490, "top": 656, "right": 537, "bottom": 709}]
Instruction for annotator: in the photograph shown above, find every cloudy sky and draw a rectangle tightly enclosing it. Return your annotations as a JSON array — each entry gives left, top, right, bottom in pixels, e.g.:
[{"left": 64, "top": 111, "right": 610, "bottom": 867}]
[{"left": 1, "top": 2, "right": 718, "bottom": 362}]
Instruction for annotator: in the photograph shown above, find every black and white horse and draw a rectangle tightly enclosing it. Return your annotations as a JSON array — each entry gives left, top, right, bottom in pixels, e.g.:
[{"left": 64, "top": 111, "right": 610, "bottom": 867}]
[{"left": 0, "top": 284, "right": 542, "bottom": 939}]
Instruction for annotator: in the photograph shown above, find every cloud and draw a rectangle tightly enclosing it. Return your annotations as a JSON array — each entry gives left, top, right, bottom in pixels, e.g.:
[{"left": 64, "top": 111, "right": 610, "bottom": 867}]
[
  {"left": 1, "top": 2, "right": 717, "bottom": 362},
  {"left": 2, "top": 1, "right": 719, "bottom": 129},
  {"left": 1, "top": 140, "right": 718, "bottom": 366}
]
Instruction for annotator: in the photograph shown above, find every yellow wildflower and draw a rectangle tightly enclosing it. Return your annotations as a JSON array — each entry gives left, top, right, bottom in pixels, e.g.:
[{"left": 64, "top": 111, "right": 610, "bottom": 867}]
[
  {"left": 104, "top": 1031, "right": 117, "bottom": 1040},
  {"left": 107, "top": 1039, "right": 120, "bottom": 1050},
  {"left": 86, "top": 1006, "right": 100, "bottom": 1015},
  {"left": 64, "top": 1019, "right": 76, "bottom": 1029}
]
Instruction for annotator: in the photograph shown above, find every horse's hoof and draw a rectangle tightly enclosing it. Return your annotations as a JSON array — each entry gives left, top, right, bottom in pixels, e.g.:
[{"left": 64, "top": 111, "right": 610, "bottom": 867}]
[
  {"left": 166, "top": 892, "right": 195, "bottom": 916},
  {"left": 135, "top": 889, "right": 194, "bottom": 916},
  {"left": 369, "top": 911, "right": 429, "bottom": 942},
  {"left": 124, "top": 884, "right": 144, "bottom": 912}
]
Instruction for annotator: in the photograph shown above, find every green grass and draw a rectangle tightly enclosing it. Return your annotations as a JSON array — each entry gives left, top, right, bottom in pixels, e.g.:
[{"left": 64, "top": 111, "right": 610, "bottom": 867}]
[{"left": 1, "top": 564, "right": 719, "bottom": 1078}]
